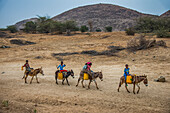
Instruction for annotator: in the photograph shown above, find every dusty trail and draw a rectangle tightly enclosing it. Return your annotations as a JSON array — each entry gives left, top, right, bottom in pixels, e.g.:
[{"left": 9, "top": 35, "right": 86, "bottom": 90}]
[{"left": 0, "top": 32, "right": 170, "bottom": 113}]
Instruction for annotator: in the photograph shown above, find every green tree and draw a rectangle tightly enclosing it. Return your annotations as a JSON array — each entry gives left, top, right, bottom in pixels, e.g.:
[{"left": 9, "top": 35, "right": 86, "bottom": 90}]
[
  {"left": 23, "top": 21, "right": 37, "bottom": 33},
  {"left": 80, "top": 25, "right": 88, "bottom": 32},
  {"left": 63, "top": 20, "right": 77, "bottom": 35},
  {"left": 7, "top": 25, "right": 17, "bottom": 33},
  {"left": 105, "top": 26, "right": 112, "bottom": 32}
]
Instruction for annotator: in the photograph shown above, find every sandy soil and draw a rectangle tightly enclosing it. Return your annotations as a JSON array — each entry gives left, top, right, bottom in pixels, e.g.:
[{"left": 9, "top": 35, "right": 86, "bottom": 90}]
[{"left": 0, "top": 31, "right": 170, "bottom": 113}]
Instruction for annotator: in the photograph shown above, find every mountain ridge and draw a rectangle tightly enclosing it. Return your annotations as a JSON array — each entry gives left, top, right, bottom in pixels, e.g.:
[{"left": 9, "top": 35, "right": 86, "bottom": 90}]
[{"left": 15, "top": 3, "right": 169, "bottom": 31}]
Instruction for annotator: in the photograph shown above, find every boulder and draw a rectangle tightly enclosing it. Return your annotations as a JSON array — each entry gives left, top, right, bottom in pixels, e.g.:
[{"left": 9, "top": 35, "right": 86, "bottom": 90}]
[{"left": 154, "top": 76, "right": 166, "bottom": 82}]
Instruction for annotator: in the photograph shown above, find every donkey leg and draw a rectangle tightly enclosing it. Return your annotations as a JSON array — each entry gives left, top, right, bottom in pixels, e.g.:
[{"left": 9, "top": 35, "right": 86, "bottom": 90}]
[
  {"left": 76, "top": 77, "right": 81, "bottom": 87},
  {"left": 81, "top": 79, "right": 85, "bottom": 88},
  {"left": 25, "top": 75, "right": 28, "bottom": 83},
  {"left": 62, "top": 78, "right": 65, "bottom": 85},
  {"left": 117, "top": 81, "right": 122, "bottom": 92},
  {"left": 137, "top": 84, "right": 140, "bottom": 94},
  {"left": 55, "top": 74, "right": 58, "bottom": 84},
  {"left": 30, "top": 76, "right": 34, "bottom": 84},
  {"left": 94, "top": 80, "right": 99, "bottom": 89},
  {"left": 36, "top": 75, "right": 39, "bottom": 83},
  {"left": 88, "top": 80, "right": 92, "bottom": 89},
  {"left": 125, "top": 83, "right": 130, "bottom": 93},
  {"left": 133, "top": 83, "right": 136, "bottom": 94},
  {"left": 66, "top": 78, "right": 70, "bottom": 86}
]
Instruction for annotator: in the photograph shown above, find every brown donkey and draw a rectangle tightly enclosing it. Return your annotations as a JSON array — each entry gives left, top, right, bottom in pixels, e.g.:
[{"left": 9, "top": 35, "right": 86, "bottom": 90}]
[
  {"left": 76, "top": 71, "right": 103, "bottom": 89},
  {"left": 117, "top": 74, "right": 148, "bottom": 94},
  {"left": 24, "top": 67, "right": 44, "bottom": 84}
]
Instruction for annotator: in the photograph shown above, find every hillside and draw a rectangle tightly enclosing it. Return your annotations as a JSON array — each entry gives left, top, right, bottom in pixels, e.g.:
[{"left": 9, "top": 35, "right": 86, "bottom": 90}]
[
  {"left": 15, "top": 4, "right": 159, "bottom": 31},
  {"left": 160, "top": 10, "right": 170, "bottom": 17},
  {"left": 52, "top": 3, "right": 155, "bottom": 31}
]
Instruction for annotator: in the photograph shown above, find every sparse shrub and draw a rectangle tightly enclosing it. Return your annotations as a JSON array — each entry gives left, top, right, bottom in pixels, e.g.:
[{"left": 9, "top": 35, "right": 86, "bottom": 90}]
[
  {"left": 80, "top": 25, "right": 88, "bottom": 32},
  {"left": 0, "top": 28, "right": 7, "bottom": 31},
  {"left": 7, "top": 25, "right": 17, "bottom": 33},
  {"left": 127, "top": 35, "right": 166, "bottom": 51},
  {"left": 134, "top": 17, "right": 170, "bottom": 33},
  {"left": 2, "top": 100, "right": 8, "bottom": 107},
  {"left": 105, "top": 26, "right": 112, "bottom": 32},
  {"left": 24, "top": 21, "right": 37, "bottom": 33},
  {"left": 63, "top": 20, "right": 77, "bottom": 35},
  {"left": 155, "top": 29, "right": 170, "bottom": 38},
  {"left": 96, "top": 28, "right": 102, "bottom": 32},
  {"left": 125, "top": 28, "right": 135, "bottom": 35}
]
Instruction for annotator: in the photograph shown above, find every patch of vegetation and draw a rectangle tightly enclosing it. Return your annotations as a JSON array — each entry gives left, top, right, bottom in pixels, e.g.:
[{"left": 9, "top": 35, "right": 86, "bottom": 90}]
[
  {"left": 80, "top": 25, "right": 88, "bottom": 32},
  {"left": 7, "top": 25, "right": 18, "bottom": 33},
  {"left": 155, "top": 29, "right": 170, "bottom": 38},
  {"left": 134, "top": 17, "right": 170, "bottom": 38},
  {"left": 0, "top": 28, "right": 7, "bottom": 31},
  {"left": 127, "top": 35, "right": 167, "bottom": 52},
  {"left": 125, "top": 28, "right": 135, "bottom": 36},
  {"left": 2, "top": 100, "right": 9, "bottom": 107},
  {"left": 10, "top": 39, "right": 36, "bottom": 45},
  {"left": 23, "top": 21, "right": 37, "bottom": 33},
  {"left": 96, "top": 28, "right": 102, "bottom": 32},
  {"left": 105, "top": 26, "right": 112, "bottom": 32}
]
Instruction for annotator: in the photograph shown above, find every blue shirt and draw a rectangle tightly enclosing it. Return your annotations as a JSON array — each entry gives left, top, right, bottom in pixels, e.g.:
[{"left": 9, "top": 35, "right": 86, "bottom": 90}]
[
  {"left": 83, "top": 65, "right": 87, "bottom": 70},
  {"left": 57, "top": 64, "right": 66, "bottom": 70},
  {"left": 124, "top": 68, "right": 130, "bottom": 76}
]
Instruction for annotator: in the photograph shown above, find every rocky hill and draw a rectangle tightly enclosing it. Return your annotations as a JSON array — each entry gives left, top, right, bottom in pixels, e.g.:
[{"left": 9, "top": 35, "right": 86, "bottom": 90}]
[
  {"left": 52, "top": 4, "right": 156, "bottom": 31},
  {"left": 160, "top": 10, "right": 170, "bottom": 17},
  {"left": 15, "top": 4, "right": 162, "bottom": 31}
]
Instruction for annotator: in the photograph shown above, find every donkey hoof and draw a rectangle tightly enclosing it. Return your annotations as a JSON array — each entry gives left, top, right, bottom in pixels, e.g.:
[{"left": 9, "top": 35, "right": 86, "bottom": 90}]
[
  {"left": 97, "top": 87, "right": 99, "bottom": 90},
  {"left": 133, "top": 92, "right": 136, "bottom": 94},
  {"left": 83, "top": 86, "right": 85, "bottom": 88},
  {"left": 76, "top": 85, "right": 78, "bottom": 87},
  {"left": 68, "top": 84, "right": 70, "bottom": 86},
  {"left": 37, "top": 82, "right": 40, "bottom": 84}
]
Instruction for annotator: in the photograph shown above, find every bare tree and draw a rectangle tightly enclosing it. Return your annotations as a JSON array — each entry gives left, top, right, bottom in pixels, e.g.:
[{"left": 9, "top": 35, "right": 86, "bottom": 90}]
[{"left": 88, "top": 20, "right": 93, "bottom": 32}]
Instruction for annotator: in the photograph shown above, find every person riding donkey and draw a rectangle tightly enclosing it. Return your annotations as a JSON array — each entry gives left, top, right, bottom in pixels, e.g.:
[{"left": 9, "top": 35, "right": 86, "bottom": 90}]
[
  {"left": 124, "top": 64, "right": 134, "bottom": 85},
  {"left": 22, "top": 60, "right": 33, "bottom": 79},
  {"left": 82, "top": 62, "right": 93, "bottom": 79},
  {"left": 56, "top": 61, "right": 67, "bottom": 77}
]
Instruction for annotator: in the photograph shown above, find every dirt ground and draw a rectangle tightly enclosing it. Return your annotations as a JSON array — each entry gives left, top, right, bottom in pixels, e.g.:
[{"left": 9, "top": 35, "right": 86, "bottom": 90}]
[{"left": 0, "top": 31, "right": 170, "bottom": 113}]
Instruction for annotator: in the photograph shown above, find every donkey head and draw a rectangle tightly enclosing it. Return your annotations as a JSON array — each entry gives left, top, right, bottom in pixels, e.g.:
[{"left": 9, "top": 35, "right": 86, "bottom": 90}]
[
  {"left": 98, "top": 71, "right": 103, "bottom": 81},
  {"left": 143, "top": 75, "right": 148, "bottom": 86},
  {"left": 39, "top": 67, "right": 44, "bottom": 76},
  {"left": 70, "top": 69, "right": 74, "bottom": 78}
]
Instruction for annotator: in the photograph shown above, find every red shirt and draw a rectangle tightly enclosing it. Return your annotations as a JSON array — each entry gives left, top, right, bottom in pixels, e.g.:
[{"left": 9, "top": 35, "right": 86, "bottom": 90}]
[{"left": 23, "top": 63, "right": 30, "bottom": 69}]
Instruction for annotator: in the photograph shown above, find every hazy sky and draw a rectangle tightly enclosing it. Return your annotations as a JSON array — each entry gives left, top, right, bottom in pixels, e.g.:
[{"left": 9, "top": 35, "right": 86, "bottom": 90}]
[{"left": 0, "top": 0, "right": 169, "bottom": 28}]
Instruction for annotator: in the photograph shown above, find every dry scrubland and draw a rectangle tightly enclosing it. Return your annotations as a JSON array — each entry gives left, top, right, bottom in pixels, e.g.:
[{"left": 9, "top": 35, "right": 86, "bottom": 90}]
[{"left": 0, "top": 31, "right": 170, "bottom": 113}]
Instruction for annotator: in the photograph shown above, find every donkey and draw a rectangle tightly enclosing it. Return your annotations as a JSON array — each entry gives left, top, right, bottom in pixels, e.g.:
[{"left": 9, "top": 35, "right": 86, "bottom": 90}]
[
  {"left": 55, "top": 70, "right": 74, "bottom": 86},
  {"left": 76, "top": 71, "right": 103, "bottom": 89},
  {"left": 24, "top": 67, "right": 44, "bottom": 84},
  {"left": 117, "top": 74, "right": 148, "bottom": 94}
]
